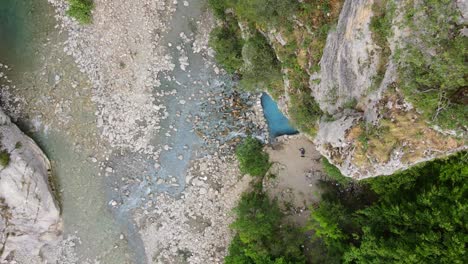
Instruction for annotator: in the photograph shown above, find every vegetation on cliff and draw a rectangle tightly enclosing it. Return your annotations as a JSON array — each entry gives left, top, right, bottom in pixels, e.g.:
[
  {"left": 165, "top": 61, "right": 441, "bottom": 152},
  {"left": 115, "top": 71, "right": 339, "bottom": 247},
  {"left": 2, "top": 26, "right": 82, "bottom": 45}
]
[
  {"left": 0, "top": 150, "right": 9, "bottom": 167},
  {"left": 208, "top": 0, "right": 344, "bottom": 136},
  {"left": 395, "top": 0, "right": 467, "bottom": 131}
]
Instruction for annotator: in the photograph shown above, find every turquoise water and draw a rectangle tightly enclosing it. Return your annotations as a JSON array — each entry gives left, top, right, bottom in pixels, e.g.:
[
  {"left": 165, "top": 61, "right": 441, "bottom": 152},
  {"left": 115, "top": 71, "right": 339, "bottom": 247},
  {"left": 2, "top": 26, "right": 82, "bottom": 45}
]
[
  {"left": 0, "top": 0, "right": 53, "bottom": 70},
  {"left": 261, "top": 93, "right": 298, "bottom": 138},
  {"left": 1, "top": 0, "right": 134, "bottom": 262}
]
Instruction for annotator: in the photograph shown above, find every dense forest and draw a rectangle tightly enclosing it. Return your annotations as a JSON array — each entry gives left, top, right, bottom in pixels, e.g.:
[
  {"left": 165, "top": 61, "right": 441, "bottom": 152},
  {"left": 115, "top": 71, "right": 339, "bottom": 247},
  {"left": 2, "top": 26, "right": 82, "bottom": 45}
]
[
  {"left": 311, "top": 152, "right": 467, "bottom": 263},
  {"left": 229, "top": 137, "right": 467, "bottom": 263}
]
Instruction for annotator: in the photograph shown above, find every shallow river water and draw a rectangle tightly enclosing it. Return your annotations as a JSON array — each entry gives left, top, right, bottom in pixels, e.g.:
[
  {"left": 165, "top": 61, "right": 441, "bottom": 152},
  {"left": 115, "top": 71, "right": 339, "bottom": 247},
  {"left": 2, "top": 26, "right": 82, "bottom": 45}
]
[
  {"left": 1, "top": 0, "right": 133, "bottom": 262},
  {"left": 1, "top": 0, "right": 254, "bottom": 263},
  {"left": 0, "top": 0, "right": 283, "bottom": 262}
]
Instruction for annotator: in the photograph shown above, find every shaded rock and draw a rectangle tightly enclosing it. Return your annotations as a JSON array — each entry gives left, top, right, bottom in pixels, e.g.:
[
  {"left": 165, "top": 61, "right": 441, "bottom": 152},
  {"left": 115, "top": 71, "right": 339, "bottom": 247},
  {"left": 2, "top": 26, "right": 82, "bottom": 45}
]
[{"left": 0, "top": 109, "right": 62, "bottom": 260}]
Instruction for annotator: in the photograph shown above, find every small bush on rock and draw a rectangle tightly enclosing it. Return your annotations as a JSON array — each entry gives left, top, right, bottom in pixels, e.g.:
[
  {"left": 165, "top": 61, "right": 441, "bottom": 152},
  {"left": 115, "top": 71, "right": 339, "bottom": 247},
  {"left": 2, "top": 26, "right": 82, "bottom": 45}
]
[
  {"left": 239, "top": 33, "right": 282, "bottom": 91},
  {"left": 209, "top": 20, "right": 244, "bottom": 74},
  {"left": 0, "top": 150, "right": 10, "bottom": 167}
]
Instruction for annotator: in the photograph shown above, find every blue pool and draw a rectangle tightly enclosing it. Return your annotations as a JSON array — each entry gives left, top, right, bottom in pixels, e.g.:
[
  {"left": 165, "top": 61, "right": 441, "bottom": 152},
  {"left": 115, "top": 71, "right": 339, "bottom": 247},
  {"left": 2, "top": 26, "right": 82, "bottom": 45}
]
[{"left": 261, "top": 93, "right": 298, "bottom": 138}]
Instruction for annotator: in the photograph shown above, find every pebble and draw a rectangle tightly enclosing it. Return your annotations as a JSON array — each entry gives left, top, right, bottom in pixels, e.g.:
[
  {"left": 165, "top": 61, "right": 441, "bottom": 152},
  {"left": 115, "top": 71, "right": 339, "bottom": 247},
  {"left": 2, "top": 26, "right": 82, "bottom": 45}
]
[{"left": 156, "top": 178, "right": 164, "bottom": 185}]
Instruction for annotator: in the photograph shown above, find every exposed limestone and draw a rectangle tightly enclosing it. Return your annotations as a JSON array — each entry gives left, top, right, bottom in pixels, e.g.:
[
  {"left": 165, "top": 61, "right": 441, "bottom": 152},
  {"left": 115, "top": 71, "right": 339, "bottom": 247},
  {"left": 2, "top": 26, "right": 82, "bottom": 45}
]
[
  {"left": 309, "top": 0, "right": 466, "bottom": 179},
  {"left": 310, "top": 0, "right": 379, "bottom": 115},
  {"left": 0, "top": 109, "right": 62, "bottom": 261}
]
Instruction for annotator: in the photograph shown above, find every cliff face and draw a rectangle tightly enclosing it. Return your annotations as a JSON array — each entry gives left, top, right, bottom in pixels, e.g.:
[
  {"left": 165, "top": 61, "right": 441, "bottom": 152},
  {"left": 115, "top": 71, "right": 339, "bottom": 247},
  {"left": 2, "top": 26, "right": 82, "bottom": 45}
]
[
  {"left": 311, "top": 0, "right": 379, "bottom": 116},
  {"left": 309, "top": 0, "right": 466, "bottom": 179},
  {"left": 0, "top": 109, "right": 62, "bottom": 260}
]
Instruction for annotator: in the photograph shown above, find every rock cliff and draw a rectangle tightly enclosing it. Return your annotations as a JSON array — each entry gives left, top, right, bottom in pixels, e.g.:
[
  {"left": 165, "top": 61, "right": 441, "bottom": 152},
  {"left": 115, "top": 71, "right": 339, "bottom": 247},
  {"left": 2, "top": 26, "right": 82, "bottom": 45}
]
[
  {"left": 310, "top": 0, "right": 466, "bottom": 179},
  {"left": 205, "top": 0, "right": 466, "bottom": 179},
  {"left": 0, "top": 109, "right": 62, "bottom": 260}
]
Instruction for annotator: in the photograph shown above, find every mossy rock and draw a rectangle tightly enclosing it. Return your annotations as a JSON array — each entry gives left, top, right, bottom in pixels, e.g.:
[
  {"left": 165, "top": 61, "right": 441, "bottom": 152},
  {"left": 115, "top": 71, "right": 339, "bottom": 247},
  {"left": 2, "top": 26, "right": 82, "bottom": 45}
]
[{"left": 0, "top": 150, "right": 10, "bottom": 167}]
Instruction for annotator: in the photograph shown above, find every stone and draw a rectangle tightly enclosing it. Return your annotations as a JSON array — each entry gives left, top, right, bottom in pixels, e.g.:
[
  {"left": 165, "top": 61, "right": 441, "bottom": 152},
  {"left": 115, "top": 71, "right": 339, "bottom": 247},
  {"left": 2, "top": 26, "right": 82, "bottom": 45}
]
[
  {"left": 199, "top": 188, "right": 207, "bottom": 195},
  {"left": 0, "top": 108, "right": 62, "bottom": 259}
]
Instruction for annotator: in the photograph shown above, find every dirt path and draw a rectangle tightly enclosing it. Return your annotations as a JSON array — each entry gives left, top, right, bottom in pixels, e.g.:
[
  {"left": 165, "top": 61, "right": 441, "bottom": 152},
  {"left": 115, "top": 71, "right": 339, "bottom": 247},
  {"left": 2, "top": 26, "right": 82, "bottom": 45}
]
[{"left": 265, "top": 135, "right": 324, "bottom": 226}]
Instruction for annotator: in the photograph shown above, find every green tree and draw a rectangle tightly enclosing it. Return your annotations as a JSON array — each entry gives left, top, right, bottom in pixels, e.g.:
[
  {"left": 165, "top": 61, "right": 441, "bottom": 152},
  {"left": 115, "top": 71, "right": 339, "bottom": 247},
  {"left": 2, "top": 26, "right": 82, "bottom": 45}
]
[
  {"left": 239, "top": 33, "right": 282, "bottom": 91},
  {"left": 233, "top": 0, "right": 298, "bottom": 25},
  {"left": 236, "top": 136, "right": 270, "bottom": 177},
  {"left": 209, "top": 21, "right": 244, "bottom": 74},
  {"left": 67, "top": 0, "right": 94, "bottom": 24},
  {"left": 208, "top": 0, "right": 229, "bottom": 19},
  {"left": 397, "top": 0, "right": 467, "bottom": 130},
  {"left": 344, "top": 153, "right": 468, "bottom": 263},
  {"left": 310, "top": 152, "right": 468, "bottom": 263},
  {"left": 226, "top": 190, "right": 306, "bottom": 264}
]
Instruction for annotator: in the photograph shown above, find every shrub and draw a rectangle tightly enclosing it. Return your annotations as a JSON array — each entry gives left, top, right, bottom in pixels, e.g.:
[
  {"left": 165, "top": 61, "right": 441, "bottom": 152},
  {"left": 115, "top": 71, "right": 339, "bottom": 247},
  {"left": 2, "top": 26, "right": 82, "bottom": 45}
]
[
  {"left": 0, "top": 150, "right": 10, "bottom": 167},
  {"left": 226, "top": 190, "right": 307, "bottom": 263},
  {"left": 239, "top": 33, "right": 282, "bottom": 91},
  {"left": 288, "top": 92, "right": 322, "bottom": 136},
  {"left": 321, "top": 157, "right": 350, "bottom": 185},
  {"left": 67, "top": 0, "right": 94, "bottom": 24},
  {"left": 15, "top": 142, "right": 22, "bottom": 149},
  {"left": 235, "top": 136, "right": 270, "bottom": 177},
  {"left": 207, "top": 0, "right": 229, "bottom": 19},
  {"left": 209, "top": 20, "right": 244, "bottom": 74},
  {"left": 310, "top": 152, "right": 468, "bottom": 263},
  {"left": 369, "top": 0, "right": 394, "bottom": 49},
  {"left": 397, "top": 0, "right": 467, "bottom": 130},
  {"left": 233, "top": 0, "right": 299, "bottom": 26}
]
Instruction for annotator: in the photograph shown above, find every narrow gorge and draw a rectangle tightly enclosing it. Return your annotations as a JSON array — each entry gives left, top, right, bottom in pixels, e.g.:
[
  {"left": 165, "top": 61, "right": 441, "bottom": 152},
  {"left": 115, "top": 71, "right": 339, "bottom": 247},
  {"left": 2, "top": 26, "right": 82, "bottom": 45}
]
[{"left": 0, "top": 0, "right": 466, "bottom": 263}]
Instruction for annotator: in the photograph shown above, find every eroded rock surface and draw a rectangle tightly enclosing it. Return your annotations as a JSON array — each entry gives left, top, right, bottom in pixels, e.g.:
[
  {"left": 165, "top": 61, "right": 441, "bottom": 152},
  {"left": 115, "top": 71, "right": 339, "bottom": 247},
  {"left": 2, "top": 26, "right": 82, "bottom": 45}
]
[
  {"left": 0, "top": 109, "right": 62, "bottom": 260},
  {"left": 310, "top": 0, "right": 466, "bottom": 179},
  {"left": 311, "top": 0, "right": 378, "bottom": 115}
]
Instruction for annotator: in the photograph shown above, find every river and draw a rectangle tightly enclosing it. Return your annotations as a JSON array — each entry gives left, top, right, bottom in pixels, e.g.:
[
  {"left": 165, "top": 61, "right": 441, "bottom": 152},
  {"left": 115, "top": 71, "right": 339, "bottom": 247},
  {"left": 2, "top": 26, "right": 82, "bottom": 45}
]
[
  {"left": 1, "top": 0, "right": 133, "bottom": 262},
  {"left": 1, "top": 0, "right": 259, "bottom": 263}
]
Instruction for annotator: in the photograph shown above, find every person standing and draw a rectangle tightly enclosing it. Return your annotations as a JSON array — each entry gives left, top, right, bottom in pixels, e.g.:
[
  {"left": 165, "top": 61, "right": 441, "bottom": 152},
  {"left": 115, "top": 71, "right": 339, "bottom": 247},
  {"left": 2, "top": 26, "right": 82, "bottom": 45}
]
[{"left": 299, "top": 148, "right": 305, "bottom": 158}]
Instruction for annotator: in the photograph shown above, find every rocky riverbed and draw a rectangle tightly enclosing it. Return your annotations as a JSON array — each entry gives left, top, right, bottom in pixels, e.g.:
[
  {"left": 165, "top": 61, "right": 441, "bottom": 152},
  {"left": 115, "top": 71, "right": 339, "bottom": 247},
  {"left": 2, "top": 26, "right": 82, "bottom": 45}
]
[{"left": 1, "top": 0, "right": 270, "bottom": 263}]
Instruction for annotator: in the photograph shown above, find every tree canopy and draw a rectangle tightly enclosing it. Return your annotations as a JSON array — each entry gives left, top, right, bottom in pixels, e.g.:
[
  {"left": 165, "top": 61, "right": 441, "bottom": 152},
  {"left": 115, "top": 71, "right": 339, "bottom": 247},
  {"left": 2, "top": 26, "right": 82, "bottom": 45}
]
[
  {"left": 226, "top": 190, "right": 307, "bottom": 264},
  {"left": 235, "top": 136, "right": 270, "bottom": 177},
  {"left": 310, "top": 152, "right": 468, "bottom": 263}
]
